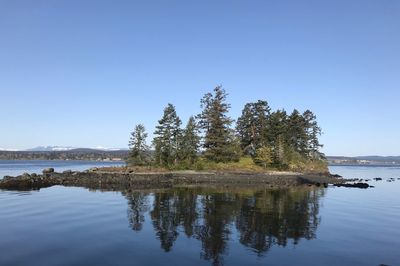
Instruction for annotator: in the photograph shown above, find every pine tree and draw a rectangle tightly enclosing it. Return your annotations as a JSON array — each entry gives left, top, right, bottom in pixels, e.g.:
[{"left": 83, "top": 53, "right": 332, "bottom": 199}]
[
  {"left": 268, "top": 109, "right": 288, "bottom": 145},
  {"left": 236, "top": 100, "right": 270, "bottom": 156},
  {"left": 153, "top": 103, "right": 182, "bottom": 167},
  {"left": 198, "top": 86, "right": 238, "bottom": 162},
  {"left": 180, "top": 116, "right": 201, "bottom": 165},
  {"left": 266, "top": 110, "right": 289, "bottom": 166},
  {"left": 303, "top": 110, "right": 324, "bottom": 159},
  {"left": 287, "top": 109, "right": 308, "bottom": 156},
  {"left": 128, "top": 124, "right": 149, "bottom": 166}
]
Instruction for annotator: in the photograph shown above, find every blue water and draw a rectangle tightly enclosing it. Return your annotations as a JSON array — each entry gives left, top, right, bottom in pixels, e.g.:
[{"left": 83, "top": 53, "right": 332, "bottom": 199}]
[
  {"left": 0, "top": 160, "right": 125, "bottom": 179},
  {"left": 0, "top": 165, "right": 399, "bottom": 266}
]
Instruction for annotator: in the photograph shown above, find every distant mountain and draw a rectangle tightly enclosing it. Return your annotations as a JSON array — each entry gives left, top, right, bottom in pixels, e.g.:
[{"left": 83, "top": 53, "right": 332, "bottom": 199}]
[
  {"left": 0, "top": 148, "right": 20, "bottom": 151},
  {"left": 26, "top": 146, "right": 77, "bottom": 151},
  {"left": 22, "top": 146, "right": 128, "bottom": 152}
]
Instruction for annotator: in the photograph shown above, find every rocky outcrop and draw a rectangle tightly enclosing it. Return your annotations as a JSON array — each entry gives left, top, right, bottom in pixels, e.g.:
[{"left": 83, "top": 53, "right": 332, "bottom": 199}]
[
  {"left": 0, "top": 170, "right": 346, "bottom": 191},
  {"left": 42, "top": 168, "right": 54, "bottom": 174}
]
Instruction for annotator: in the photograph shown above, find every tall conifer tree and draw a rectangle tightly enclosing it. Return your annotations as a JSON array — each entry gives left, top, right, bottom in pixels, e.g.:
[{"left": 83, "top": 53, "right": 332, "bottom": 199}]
[
  {"left": 237, "top": 100, "right": 270, "bottom": 156},
  {"left": 303, "top": 110, "right": 324, "bottom": 159},
  {"left": 198, "top": 86, "right": 238, "bottom": 162},
  {"left": 128, "top": 124, "right": 149, "bottom": 166},
  {"left": 180, "top": 116, "right": 201, "bottom": 164},
  {"left": 153, "top": 103, "right": 182, "bottom": 166}
]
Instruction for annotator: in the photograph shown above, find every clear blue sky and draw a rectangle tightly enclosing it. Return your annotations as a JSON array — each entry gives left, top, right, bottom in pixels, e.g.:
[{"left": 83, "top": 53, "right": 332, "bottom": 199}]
[{"left": 1, "top": 0, "right": 399, "bottom": 156}]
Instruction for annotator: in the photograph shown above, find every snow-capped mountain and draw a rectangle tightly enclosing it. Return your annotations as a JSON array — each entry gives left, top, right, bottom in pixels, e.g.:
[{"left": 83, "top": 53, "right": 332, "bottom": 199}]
[
  {"left": 26, "top": 146, "right": 77, "bottom": 151},
  {"left": 0, "top": 148, "right": 20, "bottom": 151},
  {"left": 93, "top": 146, "right": 128, "bottom": 151}
]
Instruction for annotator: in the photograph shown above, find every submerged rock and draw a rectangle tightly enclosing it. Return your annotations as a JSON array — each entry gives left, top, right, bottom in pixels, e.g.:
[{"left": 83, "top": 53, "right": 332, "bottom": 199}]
[{"left": 373, "top": 178, "right": 382, "bottom": 181}]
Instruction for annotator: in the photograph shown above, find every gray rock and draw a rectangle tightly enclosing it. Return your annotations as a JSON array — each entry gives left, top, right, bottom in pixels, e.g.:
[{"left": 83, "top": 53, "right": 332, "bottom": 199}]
[{"left": 42, "top": 168, "right": 54, "bottom": 174}]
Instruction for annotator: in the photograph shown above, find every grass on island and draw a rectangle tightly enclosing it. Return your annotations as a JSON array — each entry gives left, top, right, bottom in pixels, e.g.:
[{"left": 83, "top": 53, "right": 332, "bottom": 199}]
[{"left": 98, "top": 156, "right": 328, "bottom": 174}]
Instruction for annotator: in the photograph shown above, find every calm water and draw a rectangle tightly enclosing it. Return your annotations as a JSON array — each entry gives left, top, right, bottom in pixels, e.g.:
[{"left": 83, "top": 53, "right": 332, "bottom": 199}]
[
  {"left": 0, "top": 165, "right": 399, "bottom": 266},
  {"left": 0, "top": 160, "right": 125, "bottom": 179}
]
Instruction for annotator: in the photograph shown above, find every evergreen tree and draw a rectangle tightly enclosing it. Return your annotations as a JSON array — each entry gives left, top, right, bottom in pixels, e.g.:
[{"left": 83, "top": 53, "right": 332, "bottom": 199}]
[
  {"left": 287, "top": 109, "right": 308, "bottom": 156},
  {"left": 180, "top": 116, "right": 201, "bottom": 165},
  {"left": 198, "top": 86, "right": 239, "bottom": 162},
  {"left": 153, "top": 103, "right": 182, "bottom": 167},
  {"left": 266, "top": 110, "right": 289, "bottom": 165},
  {"left": 303, "top": 110, "right": 324, "bottom": 159},
  {"left": 128, "top": 124, "right": 149, "bottom": 166},
  {"left": 268, "top": 109, "right": 288, "bottom": 146},
  {"left": 236, "top": 100, "right": 270, "bottom": 156}
]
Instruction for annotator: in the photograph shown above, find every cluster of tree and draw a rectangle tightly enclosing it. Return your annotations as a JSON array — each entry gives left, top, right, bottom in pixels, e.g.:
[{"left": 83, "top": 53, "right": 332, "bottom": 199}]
[
  {"left": 237, "top": 101, "right": 324, "bottom": 169},
  {"left": 128, "top": 86, "right": 325, "bottom": 170}
]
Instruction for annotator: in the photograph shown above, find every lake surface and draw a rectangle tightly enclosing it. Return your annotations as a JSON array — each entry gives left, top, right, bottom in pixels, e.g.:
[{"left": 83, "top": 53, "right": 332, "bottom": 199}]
[
  {"left": 0, "top": 165, "right": 399, "bottom": 266},
  {"left": 0, "top": 160, "right": 125, "bottom": 179}
]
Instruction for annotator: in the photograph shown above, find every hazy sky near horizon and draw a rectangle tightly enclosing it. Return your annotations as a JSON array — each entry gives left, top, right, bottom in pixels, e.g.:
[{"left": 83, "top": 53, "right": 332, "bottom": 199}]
[{"left": 1, "top": 0, "right": 399, "bottom": 156}]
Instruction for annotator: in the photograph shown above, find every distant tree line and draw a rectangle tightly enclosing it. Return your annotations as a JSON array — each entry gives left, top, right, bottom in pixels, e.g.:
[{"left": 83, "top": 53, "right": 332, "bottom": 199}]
[
  {"left": 0, "top": 149, "right": 129, "bottom": 161},
  {"left": 128, "top": 86, "right": 325, "bottom": 170}
]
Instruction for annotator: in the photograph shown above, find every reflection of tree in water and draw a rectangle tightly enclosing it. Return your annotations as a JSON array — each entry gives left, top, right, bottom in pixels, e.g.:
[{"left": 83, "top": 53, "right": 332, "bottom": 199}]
[
  {"left": 194, "top": 193, "right": 237, "bottom": 266},
  {"left": 124, "top": 186, "right": 324, "bottom": 265},
  {"left": 125, "top": 191, "right": 150, "bottom": 231},
  {"left": 150, "top": 188, "right": 199, "bottom": 252},
  {"left": 235, "top": 188, "right": 323, "bottom": 256}
]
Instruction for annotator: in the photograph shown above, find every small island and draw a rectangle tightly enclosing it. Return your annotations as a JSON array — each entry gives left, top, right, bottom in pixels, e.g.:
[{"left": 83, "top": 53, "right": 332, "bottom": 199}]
[{"left": 1, "top": 86, "right": 346, "bottom": 191}]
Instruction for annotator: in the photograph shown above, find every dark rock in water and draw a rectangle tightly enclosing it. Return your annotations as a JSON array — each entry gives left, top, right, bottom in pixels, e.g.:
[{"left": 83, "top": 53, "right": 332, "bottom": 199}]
[
  {"left": 331, "top": 174, "right": 342, "bottom": 178},
  {"left": 334, "top": 183, "right": 371, "bottom": 189},
  {"left": 365, "top": 179, "right": 371, "bottom": 182},
  {"left": 62, "top": 170, "right": 72, "bottom": 175},
  {"left": 42, "top": 168, "right": 54, "bottom": 174},
  {"left": 373, "top": 178, "right": 382, "bottom": 181}
]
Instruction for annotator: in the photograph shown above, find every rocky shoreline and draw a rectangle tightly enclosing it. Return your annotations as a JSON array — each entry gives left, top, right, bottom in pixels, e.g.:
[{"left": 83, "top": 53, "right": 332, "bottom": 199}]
[{"left": 0, "top": 167, "right": 356, "bottom": 191}]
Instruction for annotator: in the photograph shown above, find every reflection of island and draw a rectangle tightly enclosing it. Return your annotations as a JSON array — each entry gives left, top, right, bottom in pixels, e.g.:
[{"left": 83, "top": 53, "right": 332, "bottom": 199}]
[{"left": 123, "top": 187, "right": 324, "bottom": 266}]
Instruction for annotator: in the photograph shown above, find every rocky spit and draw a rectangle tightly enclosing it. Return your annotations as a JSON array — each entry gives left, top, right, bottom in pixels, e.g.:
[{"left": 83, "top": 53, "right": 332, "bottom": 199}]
[{"left": 0, "top": 168, "right": 364, "bottom": 191}]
